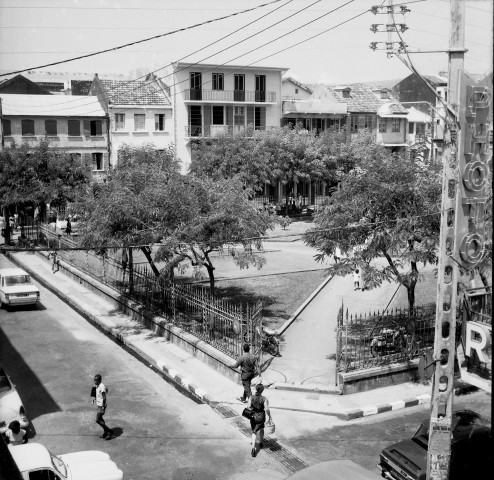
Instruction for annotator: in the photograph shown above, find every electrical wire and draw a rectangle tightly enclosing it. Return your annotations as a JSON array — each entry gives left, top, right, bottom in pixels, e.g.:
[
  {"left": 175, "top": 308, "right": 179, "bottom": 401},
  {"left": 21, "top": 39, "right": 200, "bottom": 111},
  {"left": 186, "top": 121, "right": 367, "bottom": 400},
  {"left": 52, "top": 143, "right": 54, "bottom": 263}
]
[
  {"left": 7, "top": 0, "right": 356, "bottom": 117},
  {"left": 0, "top": 0, "right": 285, "bottom": 78}
]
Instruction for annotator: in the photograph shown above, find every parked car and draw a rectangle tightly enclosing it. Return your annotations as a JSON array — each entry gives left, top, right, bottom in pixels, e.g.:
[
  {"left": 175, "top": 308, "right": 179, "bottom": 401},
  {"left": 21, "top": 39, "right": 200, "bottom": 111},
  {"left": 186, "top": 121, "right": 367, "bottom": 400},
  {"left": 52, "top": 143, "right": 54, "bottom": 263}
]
[
  {"left": 378, "top": 410, "right": 492, "bottom": 480},
  {"left": 0, "top": 364, "right": 29, "bottom": 436},
  {"left": 0, "top": 268, "right": 40, "bottom": 309},
  {"left": 8, "top": 442, "right": 124, "bottom": 480}
]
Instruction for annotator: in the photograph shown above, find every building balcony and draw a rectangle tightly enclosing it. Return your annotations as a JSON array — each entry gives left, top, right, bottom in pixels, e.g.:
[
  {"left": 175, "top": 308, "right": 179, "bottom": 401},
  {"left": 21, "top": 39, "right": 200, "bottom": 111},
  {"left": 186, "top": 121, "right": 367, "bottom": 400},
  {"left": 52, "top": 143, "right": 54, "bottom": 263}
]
[
  {"left": 184, "top": 89, "right": 277, "bottom": 104},
  {"left": 185, "top": 125, "right": 273, "bottom": 138}
]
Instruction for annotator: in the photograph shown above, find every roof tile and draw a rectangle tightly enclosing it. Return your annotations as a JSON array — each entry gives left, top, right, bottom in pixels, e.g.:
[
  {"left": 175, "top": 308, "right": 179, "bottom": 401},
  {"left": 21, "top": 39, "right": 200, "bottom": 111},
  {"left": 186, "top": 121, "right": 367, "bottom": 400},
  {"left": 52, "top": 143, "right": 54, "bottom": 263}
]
[{"left": 100, "top": 79, "right": 170, "bottom": 106}]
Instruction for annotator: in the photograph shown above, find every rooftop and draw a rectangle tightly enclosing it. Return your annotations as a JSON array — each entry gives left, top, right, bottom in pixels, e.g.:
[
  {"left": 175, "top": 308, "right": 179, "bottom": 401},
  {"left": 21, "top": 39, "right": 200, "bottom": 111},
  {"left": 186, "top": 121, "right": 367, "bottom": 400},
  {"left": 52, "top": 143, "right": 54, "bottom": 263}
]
[
  {"left": 0, "top": 94, "right": 106, "bottom": 117},
  {"left": 99, "top": 79, "right": 171, "bottom": 106}
]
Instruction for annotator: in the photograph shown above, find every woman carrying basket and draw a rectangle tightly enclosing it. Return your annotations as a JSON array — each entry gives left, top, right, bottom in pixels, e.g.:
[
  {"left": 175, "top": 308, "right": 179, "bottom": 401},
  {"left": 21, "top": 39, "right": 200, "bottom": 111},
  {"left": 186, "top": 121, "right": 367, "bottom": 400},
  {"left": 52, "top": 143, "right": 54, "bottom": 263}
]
[{"left": 247, "top": 383, "right": 272, "bottom": 457}]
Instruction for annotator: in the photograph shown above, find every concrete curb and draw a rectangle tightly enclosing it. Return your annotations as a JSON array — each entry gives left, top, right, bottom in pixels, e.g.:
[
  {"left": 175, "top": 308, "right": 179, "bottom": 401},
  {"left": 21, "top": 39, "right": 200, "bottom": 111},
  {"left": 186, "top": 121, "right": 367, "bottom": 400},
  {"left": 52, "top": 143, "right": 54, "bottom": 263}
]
[
  {"left": 272, "top": 382, "right": 342, "bottom": 395},
  {"left": 342, "top": 384, "right": 479, "bottom": 420}
]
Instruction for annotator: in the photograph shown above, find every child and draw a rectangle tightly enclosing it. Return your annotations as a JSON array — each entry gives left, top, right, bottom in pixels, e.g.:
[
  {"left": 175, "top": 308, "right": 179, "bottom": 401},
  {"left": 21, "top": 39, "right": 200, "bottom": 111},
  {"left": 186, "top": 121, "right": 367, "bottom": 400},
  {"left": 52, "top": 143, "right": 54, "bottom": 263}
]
[{"left": 353, "top": 269, "right": 361, "bottom": 290}]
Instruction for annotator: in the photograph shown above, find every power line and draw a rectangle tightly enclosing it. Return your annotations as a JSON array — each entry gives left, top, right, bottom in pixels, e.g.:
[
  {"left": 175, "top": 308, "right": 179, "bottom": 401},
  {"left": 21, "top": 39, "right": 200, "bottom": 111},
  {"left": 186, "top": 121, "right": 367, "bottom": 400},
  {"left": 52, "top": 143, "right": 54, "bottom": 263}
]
[
  {"left": 0, "top": 0, "right": 284, "bottom": 78},
  {"left": 10, "top": 0, "right": 353, "bottom": 116},
  {"left": 1, "top": 0, "right": 295, "bottom": 113}
]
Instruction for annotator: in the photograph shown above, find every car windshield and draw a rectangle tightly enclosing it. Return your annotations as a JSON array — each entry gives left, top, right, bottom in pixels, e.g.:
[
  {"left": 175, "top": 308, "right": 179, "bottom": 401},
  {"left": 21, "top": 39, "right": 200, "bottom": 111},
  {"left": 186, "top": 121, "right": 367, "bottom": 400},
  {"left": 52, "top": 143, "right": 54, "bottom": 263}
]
[
  {"left": 51, "top": 453, "right": 67, "bottom": 478},
  {"left": 0, "top": 367, "right": 12, "bottom": 394},
  {"left": 5, "top": 275, "right": 31, "bottom": 286},
  {"left": 412, "top": 423, "right": 429, "bottom": 450}
]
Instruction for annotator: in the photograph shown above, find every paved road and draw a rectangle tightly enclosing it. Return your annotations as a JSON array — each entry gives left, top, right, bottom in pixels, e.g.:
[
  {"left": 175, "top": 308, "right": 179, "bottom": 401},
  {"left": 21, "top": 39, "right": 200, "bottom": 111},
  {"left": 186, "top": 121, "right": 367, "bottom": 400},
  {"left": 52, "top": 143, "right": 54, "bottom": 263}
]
[
  {"left": 0, "top": 256, "right": 288, "bottom": 480},
  {"left": 278, "top": 389, "right": 491, "bottom": 474}
]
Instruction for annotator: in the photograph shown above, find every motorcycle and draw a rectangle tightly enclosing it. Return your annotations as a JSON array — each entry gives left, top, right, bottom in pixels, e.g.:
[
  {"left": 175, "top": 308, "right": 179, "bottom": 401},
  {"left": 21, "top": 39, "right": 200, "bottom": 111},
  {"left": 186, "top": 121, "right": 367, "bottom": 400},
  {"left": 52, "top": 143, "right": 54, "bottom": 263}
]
[
  {"left": 370, "top": 326, "right": 424, "bottom": 357},
  {"left": 370, "top": 327, "right": 406, "bottom": 357},
  {"left": 256, "top": 325, "right": 280, "bottom": 356}
]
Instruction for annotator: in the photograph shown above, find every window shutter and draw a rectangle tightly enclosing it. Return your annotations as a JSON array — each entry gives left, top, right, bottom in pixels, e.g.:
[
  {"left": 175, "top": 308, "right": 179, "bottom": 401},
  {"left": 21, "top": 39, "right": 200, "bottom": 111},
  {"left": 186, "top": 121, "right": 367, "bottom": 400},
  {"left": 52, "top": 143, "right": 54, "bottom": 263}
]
[
  {"left": 226, "top": 106, "right": 233, "bottom": 126},
  {"left": 83, "top": 120, "right": 90, "bottom": 136},
  {"left": 45, "top": 120, "right": 57, "bottom": 136},
  {"left": 96, "top": 120, "right": 103, "bottom": 136},
  {"left": 246, "top": 106, "right": 254, "bottom": 127},
  {"left": 203, "top": 105, "right": 211, "bottom": 132},
  {"left": 2, "top": 119, "right": 11, "bottom": 136},
  {"left": 260, "top": 108, "right": 266, "bottom": 128},
  {"left": 103, "top": 152, "right": 109, "bottom": 170}
]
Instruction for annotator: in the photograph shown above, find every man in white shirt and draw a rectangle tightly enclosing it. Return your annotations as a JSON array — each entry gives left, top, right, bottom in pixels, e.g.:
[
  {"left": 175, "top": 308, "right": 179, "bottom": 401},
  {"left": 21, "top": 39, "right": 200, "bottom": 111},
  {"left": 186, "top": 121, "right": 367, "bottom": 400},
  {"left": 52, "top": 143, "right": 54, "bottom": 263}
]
[
  {"left": 91, "top": 374, "right": 113, "bottom": 439},
  {"left": 5, "top": 420, "right": 27, "bottom": 445}
]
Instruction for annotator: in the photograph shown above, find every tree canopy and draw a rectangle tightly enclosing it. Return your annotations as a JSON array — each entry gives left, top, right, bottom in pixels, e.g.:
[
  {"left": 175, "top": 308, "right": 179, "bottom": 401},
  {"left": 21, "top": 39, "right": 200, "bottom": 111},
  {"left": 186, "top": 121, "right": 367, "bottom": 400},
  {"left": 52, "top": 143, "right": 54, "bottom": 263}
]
[
  {"left": 0, "top": 140, "right": 90, "bottom": 211},
  {"left": 73, "top": 143, "right": 276, "bottom": 293},
  {"left": 304, "top": 148, "right": 442, "bottom": 313}
]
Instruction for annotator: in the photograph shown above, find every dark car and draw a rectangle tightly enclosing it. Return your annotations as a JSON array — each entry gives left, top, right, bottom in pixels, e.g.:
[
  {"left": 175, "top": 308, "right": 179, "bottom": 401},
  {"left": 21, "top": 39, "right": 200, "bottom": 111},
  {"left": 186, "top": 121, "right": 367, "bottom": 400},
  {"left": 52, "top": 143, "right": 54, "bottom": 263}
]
[{"left": 378, "top": 410, "right": 492, "bottom": 480}]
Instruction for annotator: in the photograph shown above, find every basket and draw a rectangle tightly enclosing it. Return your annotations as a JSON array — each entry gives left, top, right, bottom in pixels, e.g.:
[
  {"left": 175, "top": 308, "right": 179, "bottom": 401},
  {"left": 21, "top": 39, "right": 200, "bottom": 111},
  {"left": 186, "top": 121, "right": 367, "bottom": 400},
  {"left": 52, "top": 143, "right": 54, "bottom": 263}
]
[{"left": 265, "top": 420, "right": 275, "bottom": 435}]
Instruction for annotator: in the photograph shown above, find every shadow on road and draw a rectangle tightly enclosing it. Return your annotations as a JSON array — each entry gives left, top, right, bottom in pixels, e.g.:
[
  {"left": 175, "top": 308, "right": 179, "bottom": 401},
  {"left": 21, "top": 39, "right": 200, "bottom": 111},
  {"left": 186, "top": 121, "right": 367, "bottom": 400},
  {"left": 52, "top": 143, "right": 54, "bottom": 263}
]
[{"left": 0, "top": 325, "right": 61, "bottom": 422}]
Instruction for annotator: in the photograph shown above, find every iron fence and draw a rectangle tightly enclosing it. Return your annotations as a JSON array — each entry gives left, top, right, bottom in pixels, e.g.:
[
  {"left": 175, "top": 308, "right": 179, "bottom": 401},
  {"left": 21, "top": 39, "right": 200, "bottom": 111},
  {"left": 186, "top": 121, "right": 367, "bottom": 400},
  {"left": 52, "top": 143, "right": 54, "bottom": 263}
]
[
  {"left": 30, "top": 227, "right": 262, "bottom": 360},
  {"left": 336, "top": 305, "right": 436, "bottom": 372}
]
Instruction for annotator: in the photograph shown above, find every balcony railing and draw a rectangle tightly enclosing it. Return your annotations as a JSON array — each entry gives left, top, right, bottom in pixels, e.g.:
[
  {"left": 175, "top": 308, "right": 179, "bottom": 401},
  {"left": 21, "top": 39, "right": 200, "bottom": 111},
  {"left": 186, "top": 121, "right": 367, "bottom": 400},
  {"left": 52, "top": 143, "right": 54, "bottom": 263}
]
[
  {"left": 184, "top": 89, "right": 276, "bottom": 103},
  {"left": 185, "top": 125, "right": 272, "bottom": 138}
]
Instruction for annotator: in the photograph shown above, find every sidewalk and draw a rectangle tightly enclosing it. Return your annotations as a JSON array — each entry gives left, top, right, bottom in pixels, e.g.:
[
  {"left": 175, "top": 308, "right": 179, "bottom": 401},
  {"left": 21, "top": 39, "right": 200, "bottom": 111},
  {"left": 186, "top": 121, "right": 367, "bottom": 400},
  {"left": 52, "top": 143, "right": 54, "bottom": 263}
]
[{"left": 4, "top": 249, "right": 448, "bottom": 429}]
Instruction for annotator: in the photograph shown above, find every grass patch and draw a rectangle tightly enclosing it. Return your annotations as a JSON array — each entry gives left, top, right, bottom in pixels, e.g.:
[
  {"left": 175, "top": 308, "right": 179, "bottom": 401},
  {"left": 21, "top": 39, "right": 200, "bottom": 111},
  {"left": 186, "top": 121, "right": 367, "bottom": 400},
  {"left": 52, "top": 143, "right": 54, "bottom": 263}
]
[{"left": 212, "top": 269, "right": 329, "bottom": 330}]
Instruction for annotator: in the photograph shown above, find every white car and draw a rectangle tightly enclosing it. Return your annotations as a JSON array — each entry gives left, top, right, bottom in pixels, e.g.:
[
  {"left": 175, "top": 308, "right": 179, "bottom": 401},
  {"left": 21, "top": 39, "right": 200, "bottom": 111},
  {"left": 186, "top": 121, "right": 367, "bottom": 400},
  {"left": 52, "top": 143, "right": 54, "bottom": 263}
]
[
  {"left": 9, "top": 443, "right": 124, "bottom": 480},
  {"left": 0, "top": 268, "right": 40, "bottom": 308},
  {"left": 0, "top": 363, "right": 29, "bottom": 435}
]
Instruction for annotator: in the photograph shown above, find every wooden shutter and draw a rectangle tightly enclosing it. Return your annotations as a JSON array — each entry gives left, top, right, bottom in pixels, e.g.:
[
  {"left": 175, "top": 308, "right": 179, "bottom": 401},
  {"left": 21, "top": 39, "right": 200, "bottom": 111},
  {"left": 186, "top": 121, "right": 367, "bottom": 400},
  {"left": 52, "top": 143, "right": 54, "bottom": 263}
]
[
  {"left": 226, "top": 106, "right": 233, "bottom": 126},
  {"left": 103, "top": 152, "right": 109, "bottom": 170},
  {"left": 96, "top": 120, "right": 103, "bottom": 136},
  {"left": 83, "top": 119, "right": 90, "bottom": 137},
  {"left": 260, "top": 108, "right": 266, "bottom": 128},
  {"left": 246, "top": 106, "right": 254, "bottom": 128},
  {"left": 203, "top": 105, "right": 211, "bottom": 134}
]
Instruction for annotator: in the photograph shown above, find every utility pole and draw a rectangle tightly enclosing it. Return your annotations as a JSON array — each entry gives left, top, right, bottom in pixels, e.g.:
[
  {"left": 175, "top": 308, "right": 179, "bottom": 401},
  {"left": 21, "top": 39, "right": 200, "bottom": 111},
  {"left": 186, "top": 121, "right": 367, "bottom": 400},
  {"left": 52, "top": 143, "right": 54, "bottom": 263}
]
[{"left": 426, "top": 1, "right": 467, "bottom": 479}]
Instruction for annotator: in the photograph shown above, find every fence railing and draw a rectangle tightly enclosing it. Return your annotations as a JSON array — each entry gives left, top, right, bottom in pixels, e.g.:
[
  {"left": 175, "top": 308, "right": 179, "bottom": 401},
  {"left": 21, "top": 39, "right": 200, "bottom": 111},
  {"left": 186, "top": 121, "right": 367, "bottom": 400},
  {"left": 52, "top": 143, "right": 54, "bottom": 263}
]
[
  {"left": 336, "top": 305, "right": 436, "bottom": 372},
  {"left": 24, "top": 223, "right": 261, "bottom": 360}
]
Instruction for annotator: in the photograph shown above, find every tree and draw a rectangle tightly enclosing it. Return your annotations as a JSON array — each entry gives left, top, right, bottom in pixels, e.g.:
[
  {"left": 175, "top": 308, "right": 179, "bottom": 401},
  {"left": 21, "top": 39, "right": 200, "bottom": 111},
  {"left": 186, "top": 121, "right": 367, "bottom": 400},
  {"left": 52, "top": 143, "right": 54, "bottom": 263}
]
[
  {"left": 0, "top": 140, "right": 90, "bottom": 243},
  {"left": 304, "top": 143, "right": 442, "bottom": 315},
  {"left": 74, "top": 144, "right": 277, "bottom": 294},
  {"left": 190, "top": 128, "right": 270, "bottom": 191},
  {"left": 72, "top": 143, "right": 191, "bottom": 278},
  {"left": 154, "top": 176, "right": 276, "bottom": 295}
]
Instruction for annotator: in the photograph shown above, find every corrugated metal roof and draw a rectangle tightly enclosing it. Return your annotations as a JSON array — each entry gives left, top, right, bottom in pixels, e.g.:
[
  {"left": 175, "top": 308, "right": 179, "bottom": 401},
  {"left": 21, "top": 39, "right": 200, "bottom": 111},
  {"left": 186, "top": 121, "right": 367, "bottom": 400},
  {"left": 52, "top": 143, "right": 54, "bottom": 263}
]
[
  {"left": 100, "top": 79, "right": 171, "bottom": 106},
  {"left": 0, "top": 94, "right": 106, "bottom": 116},
  {"left": 309, "top": 82, "right": 402, "bottom": 113},
  {"left": 407, "top": 106, "right": 431, "bottom": 122},
  {"left": 283, "top": 100, "right": 347, "bottom": 115},
  {"left": 377, "top": 102, "right": 409, "bottom": 117}
]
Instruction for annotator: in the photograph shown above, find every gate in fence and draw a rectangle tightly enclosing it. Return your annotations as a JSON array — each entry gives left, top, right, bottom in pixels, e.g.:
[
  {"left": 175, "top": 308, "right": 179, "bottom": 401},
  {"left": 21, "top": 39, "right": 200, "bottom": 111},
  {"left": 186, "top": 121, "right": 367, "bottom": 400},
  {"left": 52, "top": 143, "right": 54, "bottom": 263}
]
[{"left": 336, "top": 302, "right": 436, "bottom": 373}]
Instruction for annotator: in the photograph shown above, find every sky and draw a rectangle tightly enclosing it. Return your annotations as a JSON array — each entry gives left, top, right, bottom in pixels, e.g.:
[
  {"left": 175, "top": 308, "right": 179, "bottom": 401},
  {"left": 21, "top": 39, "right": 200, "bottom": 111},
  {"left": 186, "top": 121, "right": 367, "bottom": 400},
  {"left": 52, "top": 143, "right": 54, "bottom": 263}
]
[{"left": 0, "top": 0, "right": 492, "bottom": 85}]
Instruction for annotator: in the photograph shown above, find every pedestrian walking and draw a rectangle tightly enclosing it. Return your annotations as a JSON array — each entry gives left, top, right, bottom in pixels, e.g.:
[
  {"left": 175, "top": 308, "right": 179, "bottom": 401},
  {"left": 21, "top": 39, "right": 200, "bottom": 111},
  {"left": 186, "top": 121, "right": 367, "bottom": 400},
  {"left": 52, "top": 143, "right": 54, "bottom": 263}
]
[
  {"left": 4, "top": 420, "right": 28, "bottom": 445},
  {"left": 233, "top": 343, "right": 258, "bottom": 403},
  {"left": 65, "top": 217, "right": 72, "bottom": 235},
  {"left": 247, "top": 383, "right": 272, "bottom": 457},
  {"left": 91, "top": 374, "right": 113, "bottom": 440},
  {"left": 353, "top": 269, "right": 361, "bottom": 290},
  {"left": 49, "top": 251, "right": 59, "bottom": 273}
]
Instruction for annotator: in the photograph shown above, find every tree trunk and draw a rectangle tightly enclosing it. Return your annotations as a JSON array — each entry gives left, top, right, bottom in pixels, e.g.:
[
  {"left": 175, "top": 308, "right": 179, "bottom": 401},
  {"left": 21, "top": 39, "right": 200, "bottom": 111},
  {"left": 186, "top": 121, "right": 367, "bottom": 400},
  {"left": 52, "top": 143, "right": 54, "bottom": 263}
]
[
  {"left": 140, "top": 246, "right": 160, "bottom": 276},
  {"left": 205, "top": 264, "right": 215, "bottom": 296}
]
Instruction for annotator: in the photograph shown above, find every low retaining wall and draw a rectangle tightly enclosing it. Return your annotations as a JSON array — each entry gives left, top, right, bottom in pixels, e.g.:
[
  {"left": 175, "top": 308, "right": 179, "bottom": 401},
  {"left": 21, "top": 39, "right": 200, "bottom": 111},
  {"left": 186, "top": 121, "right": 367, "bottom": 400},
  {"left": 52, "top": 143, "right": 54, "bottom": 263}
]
[
  {"left": 14, "top": 251, "right": 241, "bottom": 384},
  {"left": 338, "top": 359, "right": 420, "bottom": 394}
]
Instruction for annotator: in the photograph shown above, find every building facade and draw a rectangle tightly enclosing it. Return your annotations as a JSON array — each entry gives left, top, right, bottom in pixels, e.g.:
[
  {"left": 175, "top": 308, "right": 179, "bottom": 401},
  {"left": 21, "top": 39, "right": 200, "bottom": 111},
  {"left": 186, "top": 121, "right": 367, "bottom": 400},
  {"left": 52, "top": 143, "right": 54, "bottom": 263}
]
[
  {"left": 0, "top": 93, "right": 109, "bottom": 180},
  {"left": 171, "top": 62, "right": 287, "bottom": 173},
  {"left": 90, "top": 74, "right": 173, "bottom": 167}
]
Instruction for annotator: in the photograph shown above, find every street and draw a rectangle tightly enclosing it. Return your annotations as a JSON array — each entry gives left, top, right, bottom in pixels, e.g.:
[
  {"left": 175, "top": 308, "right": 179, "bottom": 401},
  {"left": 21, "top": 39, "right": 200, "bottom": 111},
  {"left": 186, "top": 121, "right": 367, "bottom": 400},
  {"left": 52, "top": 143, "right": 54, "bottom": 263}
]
[{"left": 0, "top": 255, "right": 287, "bottom": 480}]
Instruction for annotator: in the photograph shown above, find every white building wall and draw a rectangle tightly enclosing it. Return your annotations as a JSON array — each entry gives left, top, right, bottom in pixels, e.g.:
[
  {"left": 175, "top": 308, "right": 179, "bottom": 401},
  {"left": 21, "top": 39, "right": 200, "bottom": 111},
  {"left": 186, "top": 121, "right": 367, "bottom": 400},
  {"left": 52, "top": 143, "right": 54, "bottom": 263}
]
[
  {"left": 172, "top": 64, "right": 285, "bottom": 174},
  {"left": 109, "top": 106, "right": 173, "bottom": 167}
]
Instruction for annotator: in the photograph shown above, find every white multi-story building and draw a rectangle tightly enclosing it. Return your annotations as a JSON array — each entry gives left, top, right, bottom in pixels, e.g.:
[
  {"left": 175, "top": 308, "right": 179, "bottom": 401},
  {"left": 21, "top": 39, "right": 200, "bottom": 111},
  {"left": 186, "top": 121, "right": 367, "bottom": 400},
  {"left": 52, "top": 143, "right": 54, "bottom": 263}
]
[
  {"left": 90, "top": 74, "right": 172, "bottom": 167},
  {"left": 170, "top": 62, "right": 287, "bottom": 173}
]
